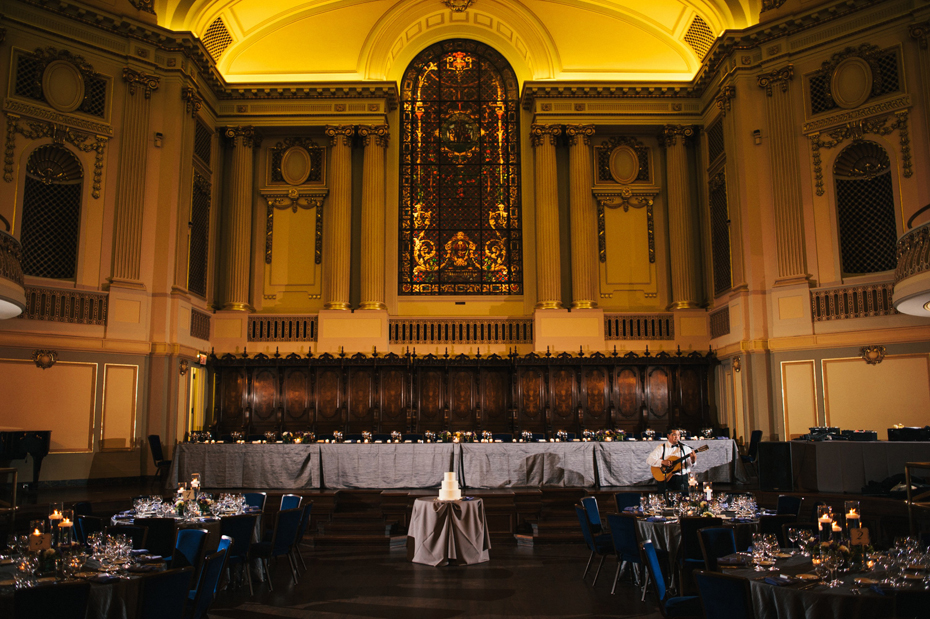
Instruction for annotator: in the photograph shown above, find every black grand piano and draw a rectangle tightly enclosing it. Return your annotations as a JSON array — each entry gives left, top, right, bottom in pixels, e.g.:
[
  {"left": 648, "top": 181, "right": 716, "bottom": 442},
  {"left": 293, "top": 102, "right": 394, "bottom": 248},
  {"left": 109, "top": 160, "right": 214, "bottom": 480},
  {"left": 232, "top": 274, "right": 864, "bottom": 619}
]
[{"left": 0, "top": 431, "right": 51, "bottom": 491}]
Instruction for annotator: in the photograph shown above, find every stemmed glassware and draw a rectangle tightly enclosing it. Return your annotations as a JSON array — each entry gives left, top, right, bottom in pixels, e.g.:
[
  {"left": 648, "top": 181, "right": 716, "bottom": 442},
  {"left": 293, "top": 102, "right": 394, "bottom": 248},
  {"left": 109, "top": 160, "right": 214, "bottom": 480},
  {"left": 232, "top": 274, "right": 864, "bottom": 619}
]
[{"left": 822, "top": 551, "right": 842, "bottom": 587}]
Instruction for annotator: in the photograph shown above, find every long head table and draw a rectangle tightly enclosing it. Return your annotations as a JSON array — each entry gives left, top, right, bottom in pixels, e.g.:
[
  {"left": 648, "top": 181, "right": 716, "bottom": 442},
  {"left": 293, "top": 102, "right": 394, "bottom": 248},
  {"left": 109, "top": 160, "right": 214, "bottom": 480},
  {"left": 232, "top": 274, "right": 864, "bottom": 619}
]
[{"left": 168, "top": 439, "right": 744, "bottom": 490}]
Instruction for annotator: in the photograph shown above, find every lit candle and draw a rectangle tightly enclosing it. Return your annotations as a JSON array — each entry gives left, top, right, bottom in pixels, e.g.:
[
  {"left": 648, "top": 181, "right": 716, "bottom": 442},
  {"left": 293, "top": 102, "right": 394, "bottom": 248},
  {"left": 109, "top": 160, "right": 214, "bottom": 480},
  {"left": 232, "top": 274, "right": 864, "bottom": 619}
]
[
  {"left": 831, "top": 522, "right": 842, "bottom": 533},
  {"left": 605, "top": 436, "right": 612, "bottom": 442},
  {"left": 846, "top": 510, "right": 860, "bottom": 528},
  {"left": 60, "top": 518, "right": 72, "bottom": 528},
  {"left": 32, "top": 528, "right": 42, "bottom": 537}
]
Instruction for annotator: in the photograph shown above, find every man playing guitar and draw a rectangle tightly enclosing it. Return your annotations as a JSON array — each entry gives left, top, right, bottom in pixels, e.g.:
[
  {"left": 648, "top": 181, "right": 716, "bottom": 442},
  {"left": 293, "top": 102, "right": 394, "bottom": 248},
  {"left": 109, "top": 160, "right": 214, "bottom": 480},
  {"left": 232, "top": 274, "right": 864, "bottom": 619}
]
[{"left": 646, "top": 429, "right": 696, "bottom": 494}]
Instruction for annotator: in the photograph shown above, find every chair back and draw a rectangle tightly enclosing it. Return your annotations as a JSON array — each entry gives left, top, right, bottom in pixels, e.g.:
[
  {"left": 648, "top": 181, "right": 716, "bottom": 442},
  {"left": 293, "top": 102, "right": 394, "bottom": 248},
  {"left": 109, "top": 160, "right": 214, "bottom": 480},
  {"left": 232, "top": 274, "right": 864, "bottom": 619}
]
[
  {"left": 71, "top": 501, "right": 92, "bottom": 516},
  {"left": 136, "top": 567, "right": 194, "bottom": 619},
  {"left": 606, "top": 513, "right": 640, "bottom": 564},
  {"left": 147, "top": 435, "right": 166, "bottom": 464},
  {"left": 614, "top": 492, "right": 640, "bottom": 512},
  {"left": 14, "top": 580, "right": 90, "bottom": 619},
  {"left": 187, "top": 549, "right": 228, "bottom": 619},
  {"left": 243, "top": 492, "right": 267, "bottom": 511},
  {"left": 218, "top": 513, "right": 258, "bottom": 565},
  {"left": 809, "top": 501, "right": 826, "bottom": 525},
  {"left": 694, "top": 569, "right": 756, "bottom": 619},
  {"left": 759, "top": 514, "right": 795, "bottom": 547},
  {"left": 679, "top": 516, "right": 723, "bottom": 563},
  {"left": 640, "top": 540, "right": 667, "bottom": 601},
  {"left": 172, "top": 528, "right": 208, "bottom": 571},
  {"left": 271, "top": 507, "right": 303, "bottom": 557},
  {"left": 580, "top": 497, "right": 602, "bottom": 530},
  {"left": 75, "top": 515, "right": 104, "bottom": 546},
  {"left": 296, "top": 501, "right": 313, "bottom": 543},
  {"left": 106, "top": 524, "right": 148, "bottom": 550},
  {"left": 746, "top": 430, "right": 762, "bottom": 459},
  {"left": 372, "top": 434, "right": 391, "bottom": 442},
  {"left": 280, "top": 494, "right": 302, "bottom": 510},
  {"left": 698, "top": 527, "right": 737, "bottom": 572},
  {"left": 574, "top": 505, "right": 597, "bottom": 552},
  {"left": 775, "top": 495, "right": 802, "bottom": 517},
  {"left": 218, "top": 534, "right": 233, "bottom": 555},
  {"left": 133, "top": 518, "right": 177, "bottom": 558}
]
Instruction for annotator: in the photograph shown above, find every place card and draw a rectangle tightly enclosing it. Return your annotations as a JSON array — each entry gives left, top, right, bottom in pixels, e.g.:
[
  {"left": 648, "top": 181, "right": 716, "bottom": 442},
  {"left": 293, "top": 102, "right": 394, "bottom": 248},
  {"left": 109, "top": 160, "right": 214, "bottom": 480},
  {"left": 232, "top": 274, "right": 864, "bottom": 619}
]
[
  {"left": 28, "top": 533, "right": 52, "bottom": 552},
  {"left": 850, "top": 528, "right": 870, "bottom": 546}
]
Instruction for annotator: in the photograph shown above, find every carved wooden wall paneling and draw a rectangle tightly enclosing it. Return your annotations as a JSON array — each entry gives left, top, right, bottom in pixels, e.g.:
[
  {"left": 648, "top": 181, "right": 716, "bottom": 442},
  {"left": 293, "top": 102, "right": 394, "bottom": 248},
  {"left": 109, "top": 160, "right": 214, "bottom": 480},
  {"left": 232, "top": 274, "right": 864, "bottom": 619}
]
[{"left": 206, "top": 352, "right": 716, "bottom": 436}]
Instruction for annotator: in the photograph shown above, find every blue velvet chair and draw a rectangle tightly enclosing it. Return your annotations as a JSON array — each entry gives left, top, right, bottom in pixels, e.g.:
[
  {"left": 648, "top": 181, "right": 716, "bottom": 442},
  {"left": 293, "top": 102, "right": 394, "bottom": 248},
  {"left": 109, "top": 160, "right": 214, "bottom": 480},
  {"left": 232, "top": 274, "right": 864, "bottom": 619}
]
[
  {"left": 679, "top": 516, "right": 722, "bottom": 583},
  {"left": 775, "top": 495, "right": 802, "bottom": 518},
  {"left": 575, "top": 505, "right": 612, "bottom": 585},
  {"left": 614, "top": 492, "right": 641, "bottom": 512},
  {"left": 697, "top": 527, "right": 737, "bottom": 572},
  {"left": 293, "top": 501, "right": 313, "bottom": 573},
  {"left": 172, "top": 528, "right": 208, "bottom": 586},
  {"left": 13, "top": 580, "right": 90, "bottom": 619},
  {"left": 641, "top": 540, "right": 703, "bottom": 618},
  {"left": 580, "top": 496, "right": 603, "bottom": 534},
  {"left": 219, "top": 513, "right": 258, "bottom": 594},
  {"left": 243, "top": 492, "right": 267, "bottom": 511},
  {"left": 694, "top": 569, "right": 756, "bottom": 619},
  {"left": 185, "top": 549, "right": 228, "bottom": 619},
  {"left": 133, "top": 517, "right": 177, "bottom": 559},
  {"left": 606, "top": 513, "right": 649, "bottom": 599},
  {"left": 137, "top": 567, "right": 194, "bottom": 619},
  {"left": 491, "top": 433, "right": 513, "bottom": 443},
  {"left": 280, "top": 494, "right": 302, "bottom": 510},
  {"left": 740, "top": 430, "right": 763, "bottom": 475},
  {"left": 75, "top": 515, "right": 103, "bottom": 546},
  {"left": 250, "top": 507, "right": 303, "bottom": 590}
]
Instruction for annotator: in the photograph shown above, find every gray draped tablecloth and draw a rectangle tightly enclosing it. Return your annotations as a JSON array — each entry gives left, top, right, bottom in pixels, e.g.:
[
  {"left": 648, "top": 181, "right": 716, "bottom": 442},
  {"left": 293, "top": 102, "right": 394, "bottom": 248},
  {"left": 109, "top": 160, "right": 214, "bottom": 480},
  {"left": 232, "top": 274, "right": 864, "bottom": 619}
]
[
  {"left": 791, "top": 441, "right": 930, "bottom": 494},
  {"left": 169, "top": 443, "right": 320, "bottom": 489},
  {"left": 458, "top": 442, "right": 597, "bottom": 488},
  {"left": 724, "top": 554, "right": 894, "bottom": 619},
  {"left": 320, "top": 443, "right": 454, "bottom": 489},
  {"left": 636, "top": 518, "right": 681, "bottom": 562},
  {"left": 407, "top": 497, "right": 491, "bottom": 566},
  {"left": 0, "top": 566, "right": 143, "bottom": 619},
  {"left": 595, "top": 439, "right": 747, "bottom": 486}
]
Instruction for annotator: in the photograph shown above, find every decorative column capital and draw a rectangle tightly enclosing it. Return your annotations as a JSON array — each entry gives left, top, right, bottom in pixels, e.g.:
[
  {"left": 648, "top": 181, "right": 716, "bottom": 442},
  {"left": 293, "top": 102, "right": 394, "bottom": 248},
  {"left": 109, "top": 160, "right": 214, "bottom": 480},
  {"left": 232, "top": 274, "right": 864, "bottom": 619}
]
[
  {"left": 564, "top": 124, "right": 595, "bottom": 147},
  {"left": 530, "top": 124, "right": 562, "bottom": 148},
  {"left": 224, "top": 126, "right": 263, "bottom": 149},
  {"left": 122, "top": 68, "right": 160, "bottom": 99},
  {"left": 757, "top": 65, "right": 794, "bottom": 96},
  {"left": 182, "top": 87, "right": 203, "bottom": 118},
  {"left": 358, "top": 125, "right": 390, "bottom": 148},
  {"left": 909, "top": 21, "right": 930, "bottom": 49},
  {"left": 326, "top": 125, "right": 356, "bottom": 147},
  {"left": 715, "top": 85, "right": 736, "bottom": 117},
  {"left": 659, "top": 124, "right": 696, "bottom": 147}
]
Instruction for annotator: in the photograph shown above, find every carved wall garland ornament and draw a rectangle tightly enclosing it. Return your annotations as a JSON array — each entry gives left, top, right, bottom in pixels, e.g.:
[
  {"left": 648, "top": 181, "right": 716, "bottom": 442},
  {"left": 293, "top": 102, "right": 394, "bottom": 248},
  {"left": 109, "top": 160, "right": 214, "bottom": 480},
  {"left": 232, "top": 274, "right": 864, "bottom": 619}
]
[
  {"left": 3, "top": 113, "right": 107, "bottom": 198},
  {"left": 32, "top": 349, "right": 58, "bottom": 370},
  {"left": 122, "top": 68, "right": 160, "bottom": 99},
  {"left": 715, "top": 85, "right": 736, "bottom": 116},
  {"left": 757, "top": 65, "right": 794, "bottom": 96},
  {"left": 808, "top": 111, "right": 912, "bottom": 195},
  {"left": 593, "top": 188, "right": 657, "bottom": 264},
  {"left": 179, "top": 359, "right": 190, "bottom": 375},
  {"left": 182, "top": 87, "right": 203, "bottom": 118},
  {"left": 859, "top": 344, "right": 886, "bottom": 365},
  {"left": 442, "top": 0, "right": 474, "bottom": 11},
  {"left": 815, "top": 44, "right": 885, "bottom": 108},
  {"left": 709, "top": 170, "right": 727, "bottom": 193},
  {"left": 262, "top": 188, "right": 328, "bottom": 265}
]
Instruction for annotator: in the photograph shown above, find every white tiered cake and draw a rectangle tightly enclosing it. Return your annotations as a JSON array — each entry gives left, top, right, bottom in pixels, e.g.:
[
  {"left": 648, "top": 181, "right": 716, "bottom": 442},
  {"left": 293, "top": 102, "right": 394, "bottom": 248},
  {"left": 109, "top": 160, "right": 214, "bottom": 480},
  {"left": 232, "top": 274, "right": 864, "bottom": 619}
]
[{"left": 438, "top": 472, "right": 462, "bottom": 501}]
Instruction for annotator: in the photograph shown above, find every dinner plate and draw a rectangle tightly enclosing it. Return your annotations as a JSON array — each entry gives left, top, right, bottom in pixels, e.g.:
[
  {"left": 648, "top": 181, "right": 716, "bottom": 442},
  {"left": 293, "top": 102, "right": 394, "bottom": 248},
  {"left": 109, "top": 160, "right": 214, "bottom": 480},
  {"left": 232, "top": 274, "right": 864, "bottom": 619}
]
[
  {"left": 854, "top": 577, "right": 879, "bottom": 585},
  {"left": 774, "top": 552, "right": 792, "bottom": 559},
  {"left": 796, "top": 573, "right": 819, "bottom": 580},
  {"left": 904, "top": 573, "right": 924, "bottom": 581}
]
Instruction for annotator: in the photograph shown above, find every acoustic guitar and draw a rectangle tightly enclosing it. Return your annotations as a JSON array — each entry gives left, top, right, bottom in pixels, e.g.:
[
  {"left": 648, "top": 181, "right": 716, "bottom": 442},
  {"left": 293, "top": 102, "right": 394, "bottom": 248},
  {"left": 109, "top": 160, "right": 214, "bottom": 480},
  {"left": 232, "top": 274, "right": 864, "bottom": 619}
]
[{"left": 650, "top": 444, "right": 709, "bottom": 482}]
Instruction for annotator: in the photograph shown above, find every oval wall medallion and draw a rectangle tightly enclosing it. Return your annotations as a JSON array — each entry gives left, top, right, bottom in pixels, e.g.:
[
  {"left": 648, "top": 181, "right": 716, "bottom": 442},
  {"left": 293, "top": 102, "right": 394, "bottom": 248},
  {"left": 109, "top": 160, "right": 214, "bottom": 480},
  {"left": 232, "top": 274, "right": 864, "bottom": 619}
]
[
  {"left": 830, "top": 57, "right": 873, "bottom": 109},
  {"left": 281, "top": 146, "right": 312, "bottom": 185},
  {"left": 42, "top": 60, "right": 85, "bottom": 113},
  {"left": 609, "top": 145, "right": 640, "bottom": 184}
]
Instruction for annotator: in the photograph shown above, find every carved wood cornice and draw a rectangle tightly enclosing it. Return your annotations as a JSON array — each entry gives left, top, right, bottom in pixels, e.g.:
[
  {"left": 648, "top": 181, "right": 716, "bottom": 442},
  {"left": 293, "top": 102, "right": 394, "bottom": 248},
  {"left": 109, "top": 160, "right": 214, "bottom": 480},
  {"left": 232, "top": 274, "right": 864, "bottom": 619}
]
[
  {"left": 530, "top": 124, "right": 561, "bottom": 147},
  {"left": 122, "top": 67, "right": 160, "bottom": 98},
  {"left": 757, "top": 65, "right": 794, "bottom": 96},
  {"left": 127, "top": 0, "right": 156, "bottom": 15},
  {"left": 564, "top": 124, "right": 595, "bottom": 147}
]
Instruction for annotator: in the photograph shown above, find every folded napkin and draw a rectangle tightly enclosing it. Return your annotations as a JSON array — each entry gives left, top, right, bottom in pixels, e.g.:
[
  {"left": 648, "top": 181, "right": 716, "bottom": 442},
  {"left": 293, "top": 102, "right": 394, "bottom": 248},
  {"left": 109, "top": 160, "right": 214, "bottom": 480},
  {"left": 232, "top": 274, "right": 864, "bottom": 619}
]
[
  {"left": 764, "top": 575, "right": 798, "bottom": 586},
  {"left": 130, "top": 549, "right": 149, "bottom": 556},
  {"left": 646, "top": 516, "right": 668, "bottom": 523},
  {"left": 88, "top": 574, "right": 119, "bottom": 583},
  {"left": 731, "top": 518, "right": 755, "bottom": 523},
  {"left": 718, "top": 556, "right": 748, "bottom": 566},
  {"left": 125, "top": 564, "right": 158, "bottom": 573},
  {"left": 623, "top": 506, "right": 641, "bottom": 513},
  {"left": 136, "top": 555, "right": 163, "bottom": 564}
]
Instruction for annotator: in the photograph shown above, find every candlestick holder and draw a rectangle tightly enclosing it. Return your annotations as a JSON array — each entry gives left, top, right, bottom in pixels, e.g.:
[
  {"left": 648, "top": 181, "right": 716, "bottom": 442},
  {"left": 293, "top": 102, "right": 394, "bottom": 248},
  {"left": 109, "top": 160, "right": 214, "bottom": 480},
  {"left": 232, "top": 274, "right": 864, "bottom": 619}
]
[
  {"left": 844, "top": 500, "right": 861, "bottom": 529},
  {"left": 817, "top": 505, "right": 834, "bottom": 543}
]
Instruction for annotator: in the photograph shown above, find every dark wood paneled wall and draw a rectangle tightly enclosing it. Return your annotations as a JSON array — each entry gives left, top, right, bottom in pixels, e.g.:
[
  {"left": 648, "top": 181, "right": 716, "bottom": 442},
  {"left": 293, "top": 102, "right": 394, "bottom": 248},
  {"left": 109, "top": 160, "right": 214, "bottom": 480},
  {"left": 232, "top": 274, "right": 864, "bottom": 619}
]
[{"left": 206, "top": 350, "right": 718, "bottom": 436}]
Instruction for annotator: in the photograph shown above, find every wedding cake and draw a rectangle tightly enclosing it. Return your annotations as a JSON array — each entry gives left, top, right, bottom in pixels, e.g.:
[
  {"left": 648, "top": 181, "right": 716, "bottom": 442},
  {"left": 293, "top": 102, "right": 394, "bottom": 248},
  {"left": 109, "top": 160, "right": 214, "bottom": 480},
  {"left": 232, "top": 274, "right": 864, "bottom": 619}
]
[{"left": 438, "top": 471, "right": 462, "bottom": 501}]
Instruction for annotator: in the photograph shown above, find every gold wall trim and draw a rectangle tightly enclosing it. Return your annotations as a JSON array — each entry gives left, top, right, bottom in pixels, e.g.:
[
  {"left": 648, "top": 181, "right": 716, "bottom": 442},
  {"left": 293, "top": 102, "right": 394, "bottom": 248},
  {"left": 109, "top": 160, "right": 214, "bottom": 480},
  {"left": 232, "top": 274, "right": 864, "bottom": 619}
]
[
  {"left": 248, "top": 315, "right": 318, "bottom": 342},
  {"left": 389, "top": 318, "right": 534, "bottom": 345},
  {"left": 594, "top": 190, "right": 656, "bottom": 264},
  {"left": 780, "top": 359, "right": 818, "bottom": 439},
  {"left": 100, "top": 363, "right": 138, "bottom": 452},
  {"left": 810, "top": 281, "right": 895, "bottom": 321},
  {"left": 604, "top": 314, "right": 674, "bottom": 340}
]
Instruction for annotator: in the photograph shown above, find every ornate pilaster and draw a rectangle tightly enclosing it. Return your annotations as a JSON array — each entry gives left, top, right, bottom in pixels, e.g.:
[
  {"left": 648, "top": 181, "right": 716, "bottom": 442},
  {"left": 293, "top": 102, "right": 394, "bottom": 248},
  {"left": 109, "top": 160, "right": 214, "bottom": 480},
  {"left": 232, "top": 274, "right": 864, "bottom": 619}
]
[
  {"left": 181, "top": 87, "right": 203, "bottom": 118},
  {"left": 757, "top": 65, "right": 809, "bottom": 283},
  {"left": 715, "top": 86, "right": 736, "bottom": 117},
  {"left": 358, "top": 125, "right": 389, "bottom": 311},
  {"left": 221, "top": 126, "right": 262, "bottom": 310},
  {"left": 660, "top": 124, "right": 701, "bottom": 308},
  {"left": 910, "top": 22, "right": 930, "bottom": 158},
  {"left": 109, "top": 68, "right": 160, "bottom": 287},
  {"left": 565, "top": 124, "right": 597, "bottom": 309},
  {"left": 323, "top": 125, "right": 355, "bottom": 310},
  {"left": 531, "top": 124, "right": 563, "bottom": 309}
]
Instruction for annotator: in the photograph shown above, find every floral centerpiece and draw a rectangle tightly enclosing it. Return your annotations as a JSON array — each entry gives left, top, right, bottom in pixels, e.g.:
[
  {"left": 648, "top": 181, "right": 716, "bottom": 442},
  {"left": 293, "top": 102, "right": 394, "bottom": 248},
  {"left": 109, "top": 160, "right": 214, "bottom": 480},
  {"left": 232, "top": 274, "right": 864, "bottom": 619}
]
[
  {"left": 454, "top": 431, "right": 476, "bottom": 443},
  {"left": 197, "top": 496, "right": 214, "bottom": 516},
  {"left": 698, "top": 500, "right": 714, "bottom": 517},
  {"left": 595, "top": 429, "right": 616, "bottom": 442},
  {"left": 296, "top": 431, "right": 314, "bottom": 444},
  {"left": 581, "top": 429, "right": 596, "bottom": 442},
  {"left": 520, "top": 430, "right": 534, "bottom": 442},
  {"left": 481, "top": 430, "right": 493, "bottom": 442},
  {"left": 555, "top": 430, "right": 568, "bottom": 442},
  {"left": 333, "top": 431, "right": 344, "bottom": 443},
  {"left": 437, "top": 431, "right": 452, "bottom": 443},
  {"left": 37, "top": 548, "right": 60, "bottom": 576},
  {"left": 281, "top": 431, "right": 295, "bottom": 444},
  {"left": 424, "top": 430, "right": 437, "bottom": 443},
  {"left": 391, "top": 431, "right": 403, "bottom": 443},
  {"left": 362, "top": 431, "right": 372, "bottom": 443},
  {"left": 264, "top": 431, "right": 277, "bottom": 442}
]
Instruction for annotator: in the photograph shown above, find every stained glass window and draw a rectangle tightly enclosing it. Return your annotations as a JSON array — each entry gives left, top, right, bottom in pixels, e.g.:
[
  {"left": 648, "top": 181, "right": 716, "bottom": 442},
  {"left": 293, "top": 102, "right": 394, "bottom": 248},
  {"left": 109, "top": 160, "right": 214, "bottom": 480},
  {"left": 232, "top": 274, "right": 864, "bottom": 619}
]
[{"left": 400, "top": 40, "right": 522, "bottom": 295}]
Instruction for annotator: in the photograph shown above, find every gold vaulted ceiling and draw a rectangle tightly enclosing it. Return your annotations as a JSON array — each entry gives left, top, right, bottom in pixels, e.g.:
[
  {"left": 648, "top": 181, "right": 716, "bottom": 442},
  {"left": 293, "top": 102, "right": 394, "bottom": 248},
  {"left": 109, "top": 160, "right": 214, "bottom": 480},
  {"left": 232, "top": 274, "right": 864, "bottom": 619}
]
[{"left": 155, "top": 0, "right": 761, "bottom": 83}]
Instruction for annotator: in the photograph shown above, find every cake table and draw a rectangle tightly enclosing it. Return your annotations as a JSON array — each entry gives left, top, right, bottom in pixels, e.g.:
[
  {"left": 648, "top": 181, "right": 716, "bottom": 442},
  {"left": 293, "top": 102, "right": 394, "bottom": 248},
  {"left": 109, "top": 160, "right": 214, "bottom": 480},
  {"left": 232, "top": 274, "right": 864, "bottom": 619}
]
[{"left": 406, "top": 483, "right": 491, "bottom": 566}]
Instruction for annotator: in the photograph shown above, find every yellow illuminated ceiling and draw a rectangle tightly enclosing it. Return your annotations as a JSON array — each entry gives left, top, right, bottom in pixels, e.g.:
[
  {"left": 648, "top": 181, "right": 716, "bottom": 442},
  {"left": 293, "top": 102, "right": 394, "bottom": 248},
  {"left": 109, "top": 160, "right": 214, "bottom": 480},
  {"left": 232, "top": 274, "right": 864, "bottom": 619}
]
[{"left": 157, "top": 0, "right": 761, "bottom": 83}]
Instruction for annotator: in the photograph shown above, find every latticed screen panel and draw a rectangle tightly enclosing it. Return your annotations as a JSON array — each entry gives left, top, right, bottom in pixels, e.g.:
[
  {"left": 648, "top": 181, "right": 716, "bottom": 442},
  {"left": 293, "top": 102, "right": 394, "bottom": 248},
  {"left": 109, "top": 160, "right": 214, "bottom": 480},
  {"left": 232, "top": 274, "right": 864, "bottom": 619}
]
[
  {"left": 809, "top": 75, "right": 837, "bottom": 115},
  {"left": 79, "top": 76, "right": 107, "bottom": 118},
  {"left": 706, "top": 119, "right": 724, "bottom": 164},
  {"left": 203, "top": 18, "right": 234, "bottom": 61},
  {"left": 597, "top": 148, "right": 612, "bottom": 182},
  {"left": 709, "top": 173, "right": 731, "bottom": 296},
  {"left": 684, "top": 15, "right": 715, "bottom": 59},
  {"left": 194, "top": 121, "right": 212, "bottom": 167},
  {"left": 636, "top": 150, "right": 649, "bottom": 181},
  {"left": 14, "top": 54, "right": 42, "bottom": 100},
  {"left": 21, "top": 179, "right": 82, "bottom": 280},
  {"left": 875, "top": 51, "right": 899, "bottom": 96},
  {"left": 836, "top": 173, "right": 897, "bottom": 274},
  {"left": 399, "top": 40, "right": 523, "bottom": 295},
  {"left": 188, "top": 172, "right": 211, "bottom": 297}
]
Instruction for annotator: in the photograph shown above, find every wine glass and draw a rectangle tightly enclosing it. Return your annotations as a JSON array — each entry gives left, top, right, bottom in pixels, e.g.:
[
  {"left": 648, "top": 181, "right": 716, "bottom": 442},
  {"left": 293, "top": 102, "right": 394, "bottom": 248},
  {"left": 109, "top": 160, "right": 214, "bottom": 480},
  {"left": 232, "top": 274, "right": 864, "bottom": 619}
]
[
  {"left": 764, "top": 534, "right": 780, "bottom": 563},
  {"left": 752, "top": 534, "right": 766, "bottom": 571},
  {"left": 822, "top": 552, "right": 841, "bottom": 587},
  {"left": 787, "top": 527, "right": 800, "bottom": 553}
]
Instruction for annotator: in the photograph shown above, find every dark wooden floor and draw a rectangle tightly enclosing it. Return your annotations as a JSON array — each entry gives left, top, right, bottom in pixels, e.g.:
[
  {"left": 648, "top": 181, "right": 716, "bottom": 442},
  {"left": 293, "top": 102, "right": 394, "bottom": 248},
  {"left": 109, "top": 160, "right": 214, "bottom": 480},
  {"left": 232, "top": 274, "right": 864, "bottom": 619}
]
[{"left": 210, "top": 544, "right": 664, "bottom": 619}]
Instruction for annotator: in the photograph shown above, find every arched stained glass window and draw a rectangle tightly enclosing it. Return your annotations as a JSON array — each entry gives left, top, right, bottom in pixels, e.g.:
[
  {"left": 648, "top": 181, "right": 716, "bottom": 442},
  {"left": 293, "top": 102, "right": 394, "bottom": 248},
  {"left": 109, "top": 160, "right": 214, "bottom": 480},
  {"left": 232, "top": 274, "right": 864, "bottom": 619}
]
[{"left": 399, "top": 40, "right": 522, "bottom": 295}]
